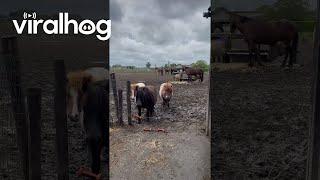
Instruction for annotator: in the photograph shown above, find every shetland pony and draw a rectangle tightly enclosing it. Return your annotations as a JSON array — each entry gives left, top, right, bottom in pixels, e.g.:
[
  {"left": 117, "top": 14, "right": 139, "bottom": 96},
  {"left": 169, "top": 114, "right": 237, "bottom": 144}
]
[
  {"left": 66, "top": 67, "right": 108, "bottom": 175},
  {"left": 159, "top": 82, "right": 173, "bottom": 108},
  {"left": 135, "top": 85, "right": 157, "bottom": 123}
]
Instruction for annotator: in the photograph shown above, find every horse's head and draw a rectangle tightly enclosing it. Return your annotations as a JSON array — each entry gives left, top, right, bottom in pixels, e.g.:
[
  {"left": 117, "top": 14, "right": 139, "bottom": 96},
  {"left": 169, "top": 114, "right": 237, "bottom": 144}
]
[{"left": 66, "top": 71, "right": 92, "bottom": 121}]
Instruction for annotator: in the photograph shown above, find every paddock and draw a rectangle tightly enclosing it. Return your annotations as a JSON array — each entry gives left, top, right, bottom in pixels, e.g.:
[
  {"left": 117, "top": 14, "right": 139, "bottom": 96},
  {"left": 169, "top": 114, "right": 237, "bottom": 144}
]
[{"left": 109, "top": 71, "right": 210, "bottom": 179}]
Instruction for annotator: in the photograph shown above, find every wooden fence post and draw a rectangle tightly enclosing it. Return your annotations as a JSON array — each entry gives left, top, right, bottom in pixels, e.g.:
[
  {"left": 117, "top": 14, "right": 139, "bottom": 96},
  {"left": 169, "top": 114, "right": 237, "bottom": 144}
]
[
  {"left": 110, "top": 73, "right": 119, "bottom": 123},
  {"left": 54, "top": 60, "right": 69, "bottom": 180},
  {"left": 118, "top": 89, "right": 123, "bottom": 125},
  {"left": 2, "top": 36, "right": 29, "bottom": 179},
  {"left": 26, "top": 88, "right": 42, "bottom": 180},
  {"left": 307, "top": 0, "right": 320, "bottom": 179},
  {"left": 209, "top": 0, "right": 214, "bottom": 179},
  {"left": 127, "top": 81, "right": 132, "bottom": 125}
]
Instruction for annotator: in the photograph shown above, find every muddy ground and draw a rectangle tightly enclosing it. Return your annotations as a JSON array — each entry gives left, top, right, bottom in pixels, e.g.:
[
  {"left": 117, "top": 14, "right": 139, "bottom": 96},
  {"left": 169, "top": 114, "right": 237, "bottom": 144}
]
[
  {"left": 109, "top": 72, "right": 211, "bottom": 180},
  {"left": 212, "top": 39, "right": 314, "bottom": 179}
]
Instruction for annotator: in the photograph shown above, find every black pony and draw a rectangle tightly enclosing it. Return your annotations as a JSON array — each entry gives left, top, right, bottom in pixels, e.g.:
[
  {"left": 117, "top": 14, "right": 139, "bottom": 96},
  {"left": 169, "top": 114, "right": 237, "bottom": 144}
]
[
  {"left": 81, "top": 79, "right": 108, "bottom": 175},
  {"left": 135, "top": 86, "right": 157, "bottom": 123}
]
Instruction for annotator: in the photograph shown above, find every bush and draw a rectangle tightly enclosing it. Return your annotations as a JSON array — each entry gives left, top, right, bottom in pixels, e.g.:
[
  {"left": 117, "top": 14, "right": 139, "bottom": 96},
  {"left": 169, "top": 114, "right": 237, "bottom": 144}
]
[{"left": 191, "top": 60, "right": 209, "bottom": 72}]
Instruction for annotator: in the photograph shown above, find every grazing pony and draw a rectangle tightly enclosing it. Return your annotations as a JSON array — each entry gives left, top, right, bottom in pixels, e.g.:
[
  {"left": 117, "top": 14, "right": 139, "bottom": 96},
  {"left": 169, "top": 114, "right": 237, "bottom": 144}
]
[
  {"left": 130, "top": 82, "right": 146, "bottom": 100},
  {"left": 66, "top": 67, "right": 108, "bottom": 175},
  {"left": 217, "top": 8, "right": 299, "bottom": 67},
  {"left": 135, "top": 85, "right": 157, "bottom": 123},
  {"left": 182, "top": 66, "right": 204, "bottom": 82},
  {"left": 159, "top": 82, "right": 173, "bottom": 108}
]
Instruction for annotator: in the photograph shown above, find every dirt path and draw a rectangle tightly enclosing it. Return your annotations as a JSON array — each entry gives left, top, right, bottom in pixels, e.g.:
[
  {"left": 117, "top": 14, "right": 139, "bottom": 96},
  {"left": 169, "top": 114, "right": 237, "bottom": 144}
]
[{"left": 110, "top": 72, "right": 210, "bottom": 180}]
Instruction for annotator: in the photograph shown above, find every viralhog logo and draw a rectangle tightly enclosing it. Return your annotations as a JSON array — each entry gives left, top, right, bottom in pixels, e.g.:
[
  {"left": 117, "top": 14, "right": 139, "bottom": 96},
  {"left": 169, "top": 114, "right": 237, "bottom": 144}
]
[{"left": 12, "top": 12, "right": 111, "bottom": 41}]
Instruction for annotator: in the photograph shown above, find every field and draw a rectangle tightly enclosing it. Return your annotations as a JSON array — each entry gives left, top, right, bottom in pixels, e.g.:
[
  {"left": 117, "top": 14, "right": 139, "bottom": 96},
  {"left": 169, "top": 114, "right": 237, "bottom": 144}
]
[
  {"left": 212, "top": 38, "right": 314, "bottom": 179},
  {"left": 109, "top": 72, "right": 210, "bottom": 179}
]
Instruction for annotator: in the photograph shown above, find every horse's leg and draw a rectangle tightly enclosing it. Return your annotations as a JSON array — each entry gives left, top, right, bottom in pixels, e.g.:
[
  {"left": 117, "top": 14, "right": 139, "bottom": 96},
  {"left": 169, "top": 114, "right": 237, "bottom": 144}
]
[
  {"left": 281, "top": 43, "right": 290, "bottom": 67},
  {"left": 256, "top": 44, "right": 264, "bottom": 66},
  {"left": 87, "top": 136, "right": 101, "bottom": 174},
  {"left": 146, "top": 109, "right": 150, "bottom": 121},
  {"left": 247, "top": 41, "right": 255, "bottom": 67},
  {"left": 138, "top": 106, "right": 142, "bottom": 123},
  {"left": 288, "top": 43, "right": 294, "bottom": 67}
]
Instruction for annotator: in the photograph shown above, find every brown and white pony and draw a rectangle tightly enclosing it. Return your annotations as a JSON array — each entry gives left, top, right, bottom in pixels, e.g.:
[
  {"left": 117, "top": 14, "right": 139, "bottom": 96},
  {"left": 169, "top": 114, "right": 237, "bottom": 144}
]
[
  {"left": 159, "top": 82, "right": 173, "bottom": 108},
  {"left": 66, "top": 67, "right": 108, "bottom": 174}
]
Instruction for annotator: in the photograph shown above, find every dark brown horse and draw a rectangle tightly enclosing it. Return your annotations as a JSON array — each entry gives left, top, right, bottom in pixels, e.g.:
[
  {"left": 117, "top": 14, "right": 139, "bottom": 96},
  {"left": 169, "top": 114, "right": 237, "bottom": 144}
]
[
  {"left": 182, "top": 66, "right": 204, "bottom": 82},
  {"left": 217, "top": 8, "right": 299, "bottom": 67}
]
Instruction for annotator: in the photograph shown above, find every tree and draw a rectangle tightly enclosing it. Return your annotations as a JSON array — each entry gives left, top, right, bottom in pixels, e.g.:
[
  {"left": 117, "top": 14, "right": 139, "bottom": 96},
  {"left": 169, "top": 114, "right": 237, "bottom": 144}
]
[
  {"left": 191, "top": 60, "right": 209, "bottom": 72},
  {"left": 257, "top": 0, "right": 313, "bottom": 21},
  {"left": 146, "top": 62, "right": 151, "bottom": 69}
]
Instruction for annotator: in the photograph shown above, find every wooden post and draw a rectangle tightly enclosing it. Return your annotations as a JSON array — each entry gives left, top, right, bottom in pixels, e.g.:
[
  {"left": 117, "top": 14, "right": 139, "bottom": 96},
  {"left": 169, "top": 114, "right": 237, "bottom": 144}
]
[
  {"left": 110, "top": 73, "right": 119, "bottom": 123},
  {"left": 118, "top": 89, "right": 123, "bottom": 125},
  {"left": 127, "top": 81, "right": 132, "bottom": 125},
  {"left": 2, "top": 36, "right": 29, "bottom": 180},
  {"left": 307, "top": 0, "right": 320, "bottom": 179},
  {"left": 209, "top": 1, "right": 214, "bottom": 178},
  {"left": 26, "top": 88, "right": 42, "bottom": 180},
  {"left": 54, "top": 60, "right": 69, "bottom": 180}
]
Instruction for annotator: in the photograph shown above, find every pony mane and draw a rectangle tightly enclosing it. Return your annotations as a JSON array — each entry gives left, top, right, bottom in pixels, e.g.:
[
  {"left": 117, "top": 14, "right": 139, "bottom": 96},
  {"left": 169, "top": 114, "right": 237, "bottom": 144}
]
[{"left": 67, "top": 71, "right": 92, "bottom": 90}]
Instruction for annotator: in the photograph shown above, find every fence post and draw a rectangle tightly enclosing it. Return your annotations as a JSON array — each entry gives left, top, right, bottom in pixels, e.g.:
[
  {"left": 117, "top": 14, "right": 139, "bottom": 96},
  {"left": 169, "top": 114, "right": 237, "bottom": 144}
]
[
  {"left": 2, "top": 36, "right": 29, "bottom": 180},
  {"left": 127, "top": 81, "right": 132, "bottom": 125},
  {"left": 118, "top": 89, "right": 123, "bottom": 125},
  {"left": 307, "top": 0, "right": 320, "bottom": 179},
  {"left": 110, "top": 73, "right": 119, "bottom": 123},
  {"left": 26, "top": 88, "right": 42, "bottom": 180},
  {"left": 54, "top": 60, "right": 69, "bottom": 180},
  {"left": 209, "top": 1, "right": 214, "bottom": 178}
]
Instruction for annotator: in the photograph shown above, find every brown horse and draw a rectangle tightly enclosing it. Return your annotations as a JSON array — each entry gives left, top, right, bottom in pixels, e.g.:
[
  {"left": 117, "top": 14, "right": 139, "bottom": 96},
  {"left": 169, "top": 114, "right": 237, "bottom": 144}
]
[
  {"left": 182, "top": 66, "right": 204, "bottom": 82},
  {"left": 217, "top": 8, "right": 299, "bottom": 67}
]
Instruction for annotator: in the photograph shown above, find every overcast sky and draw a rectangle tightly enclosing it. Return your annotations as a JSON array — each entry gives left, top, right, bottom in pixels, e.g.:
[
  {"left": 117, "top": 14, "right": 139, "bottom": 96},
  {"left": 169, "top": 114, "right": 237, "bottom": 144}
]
[{"left": 110, "top": 0, "right": 210, "bottom": 67}]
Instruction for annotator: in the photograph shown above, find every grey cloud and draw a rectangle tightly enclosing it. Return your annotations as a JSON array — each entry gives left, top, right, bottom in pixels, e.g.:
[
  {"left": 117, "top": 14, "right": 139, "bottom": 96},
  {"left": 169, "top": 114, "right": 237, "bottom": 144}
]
[
  {"left": 110, "top": 0, "right": 123, "bottom": 21},
  {"left": 110, "top": 0, "right": 210, "bottom": 67}
]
